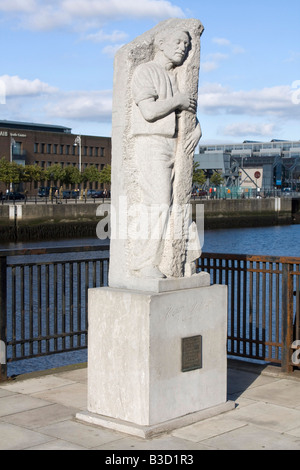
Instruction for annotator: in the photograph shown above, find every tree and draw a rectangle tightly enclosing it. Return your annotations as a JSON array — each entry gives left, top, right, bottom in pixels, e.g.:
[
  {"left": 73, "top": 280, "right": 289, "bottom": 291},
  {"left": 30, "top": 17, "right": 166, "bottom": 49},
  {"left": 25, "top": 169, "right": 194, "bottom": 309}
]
[
  {"left": 44, "top": 164, "right": 64, "bottom": 186},
  {"left": 81, "top": 165, "right": 101, "bottom": 187},
  {"left": 210, "top": 171, "right": 224, "bottom": 187},
  {"left": 0, "top": 157, "right": 24, "bottom": 189},
  {"left": 61, "top": 165, "right": 82, "bottom": 186},
  {"left": 23, "top": 165, "right": 45, "bottom": 191},
  {"left": 193, "top": 162, "right": 206, "bottom": 186},
  {"left": 99, "top": 164, "right": 111, "bottom": 185}
]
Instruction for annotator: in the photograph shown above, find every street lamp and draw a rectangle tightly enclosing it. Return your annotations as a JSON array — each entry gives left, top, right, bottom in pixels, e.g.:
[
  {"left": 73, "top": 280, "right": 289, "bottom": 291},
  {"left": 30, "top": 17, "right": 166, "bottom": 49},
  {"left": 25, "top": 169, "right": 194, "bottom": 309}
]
[
  {"left": 74, "top": 135, "right": 82, "bottom": 173},
  {"left": 10, "top": 137, "right": 16, "bottom": 191}
]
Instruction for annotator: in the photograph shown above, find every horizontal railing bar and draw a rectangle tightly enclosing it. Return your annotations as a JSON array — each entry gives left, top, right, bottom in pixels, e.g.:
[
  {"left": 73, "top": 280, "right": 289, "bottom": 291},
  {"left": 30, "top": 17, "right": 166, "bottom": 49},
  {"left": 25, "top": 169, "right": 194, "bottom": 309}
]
[
  {"left": 201, "top": 252, "right": 300, "bottom": 265},
  {"left": 8, "top": 331, "right": 87, "bottom": 347},
  {"left": 7, "top": 258, "right": 109, "bottom": 268},
  {"left": 228, "top": 336, "right": 282, "bottom": 347},
  {"left": 0, "top": 244, "right": 110, "bottom": 258}
]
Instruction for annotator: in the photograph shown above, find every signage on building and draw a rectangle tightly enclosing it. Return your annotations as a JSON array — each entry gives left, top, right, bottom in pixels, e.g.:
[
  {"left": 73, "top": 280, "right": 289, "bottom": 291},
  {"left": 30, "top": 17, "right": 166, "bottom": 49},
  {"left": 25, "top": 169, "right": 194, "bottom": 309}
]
[
  {"left": 240, "top": 168, "right": 264, "bottom": 189},
  {"left": 0, "top": 131, "right": 27, "bottom": 138}
]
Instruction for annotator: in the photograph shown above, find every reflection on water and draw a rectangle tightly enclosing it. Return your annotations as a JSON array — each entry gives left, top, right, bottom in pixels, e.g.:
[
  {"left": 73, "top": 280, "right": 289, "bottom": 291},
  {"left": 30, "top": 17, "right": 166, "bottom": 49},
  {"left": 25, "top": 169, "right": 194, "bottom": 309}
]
[{"left": 203, "top": 224, "right": 300, "bottom": 258}]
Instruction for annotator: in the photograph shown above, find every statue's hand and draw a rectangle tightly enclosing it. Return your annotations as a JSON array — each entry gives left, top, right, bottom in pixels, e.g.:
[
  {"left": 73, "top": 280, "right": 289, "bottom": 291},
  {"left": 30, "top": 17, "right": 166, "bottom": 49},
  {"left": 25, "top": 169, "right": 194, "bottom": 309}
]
[
  {"left": 175, "top": 93, "right": 197, "bottom": 114},
  {"left": 184, "top": 122, "right": 202, "bottom": 154}
]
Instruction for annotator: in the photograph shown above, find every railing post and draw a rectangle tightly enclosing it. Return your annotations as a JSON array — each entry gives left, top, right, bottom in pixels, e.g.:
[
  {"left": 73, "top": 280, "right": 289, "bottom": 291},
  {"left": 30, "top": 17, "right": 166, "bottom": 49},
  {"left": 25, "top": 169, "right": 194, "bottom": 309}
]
[
  {"left": 281, "top": 263, "right": 294, "bottom": 373},
  {"left": 0, "top": 256, "right": 7, "bottom": 382}
]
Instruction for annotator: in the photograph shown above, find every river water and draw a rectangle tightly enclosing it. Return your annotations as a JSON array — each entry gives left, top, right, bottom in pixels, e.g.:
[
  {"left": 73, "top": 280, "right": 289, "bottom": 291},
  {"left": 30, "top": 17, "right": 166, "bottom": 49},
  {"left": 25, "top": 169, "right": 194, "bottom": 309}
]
[
  {"left": 1, "top": 223, "right": 299, "bottom": 256},
  {"left": 2, "top": 224, "right": 299, "bottom": 376}
]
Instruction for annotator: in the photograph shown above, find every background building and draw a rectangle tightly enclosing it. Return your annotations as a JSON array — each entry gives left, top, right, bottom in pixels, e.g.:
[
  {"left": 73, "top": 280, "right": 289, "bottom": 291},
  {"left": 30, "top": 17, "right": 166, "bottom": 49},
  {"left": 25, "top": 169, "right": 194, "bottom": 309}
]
[
  {"left": 0, "top": 120, "right": 111, "bottom": 194},
  {"left": 195, "top": 140, "right": 300, "bottom": 190}
]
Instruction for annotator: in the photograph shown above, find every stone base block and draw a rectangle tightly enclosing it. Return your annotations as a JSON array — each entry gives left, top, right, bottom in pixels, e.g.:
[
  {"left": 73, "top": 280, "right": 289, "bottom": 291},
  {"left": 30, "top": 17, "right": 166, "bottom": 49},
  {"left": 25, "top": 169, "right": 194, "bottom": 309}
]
[
  {"left": 80, "top": 281, "right": 229, "bottom": 436},
  {"left": 76, "top": 401, "right": 235, "bottom": 439}
]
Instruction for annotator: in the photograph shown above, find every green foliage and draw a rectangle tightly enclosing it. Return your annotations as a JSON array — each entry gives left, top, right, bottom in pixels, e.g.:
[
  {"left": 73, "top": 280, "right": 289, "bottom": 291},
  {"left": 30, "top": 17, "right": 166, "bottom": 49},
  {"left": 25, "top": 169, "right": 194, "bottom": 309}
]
[
  {"left": 23, "top": 164, "right": 45, "bottom": 183},
  {"left": 44, "top": 164, "right": 64, "bottom": 183},
  {"left": 99, "top": 164, "right": 111, "bottom": 185},
  {"left": 210, "top": 171, "right": 224, "bottom": 187},
  {"left": 81, "top": 165, "right": 101, "bottom": 183},
  {"left": 61, "top": 165, "right": 82, "bottom": 185},
  {"left": 193, "top": 162, "right": 206, "bottom": 186},
  {"left": 0, "top": 157, "right": 24, "bottom": 187}
]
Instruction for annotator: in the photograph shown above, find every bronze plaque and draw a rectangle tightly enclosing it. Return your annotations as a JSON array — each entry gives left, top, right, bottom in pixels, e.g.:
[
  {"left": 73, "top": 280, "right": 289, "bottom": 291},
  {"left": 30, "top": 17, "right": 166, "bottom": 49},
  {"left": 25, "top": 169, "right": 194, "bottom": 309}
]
[{"left": 182, "top": 336, "right": 202, "bottom": 372}]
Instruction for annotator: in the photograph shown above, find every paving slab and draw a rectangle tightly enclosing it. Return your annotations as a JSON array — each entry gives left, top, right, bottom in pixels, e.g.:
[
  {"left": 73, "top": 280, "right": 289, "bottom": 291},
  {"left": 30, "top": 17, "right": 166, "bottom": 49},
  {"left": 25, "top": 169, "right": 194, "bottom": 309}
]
[
  {"left": 172, "top": 416, "right": 247, "bottom": 442},
  {"left": 53, "top": 367, "right": 87, "bottom": 384},
  {"left": 0, "top": 394, "right": 50, "bottom": 418},
  {"left": 201, "top": 423, "right": 300, "bottom": 450},
  {"left": 0, "top": 421, "right": 55, "bottom": 450},
  {"left": 27, "top": 439, "right": 88, "bottom": 450},
  {"left": 0, "top": 375, "right": 76, "bottom": 395},
  {"left": 94, "top": 434, "right": 212, "bottom": 451},
  {"left": 227, "top": 368, "right": 281, "bottom": 398},
  {"left": 31, "top": 382, "right": 87, "bottom": 410},
  {"left": 228, "top": 401, "right": 300, "bottom": 433},
  {"left": 1, "top": 403, "right": 75, "bottom": 429},
  {"left": 240, "top": 379, "right": 300, "bottom": 408},
  {"left": 37, "top": 419, "right": 125, "bottom": 449}
]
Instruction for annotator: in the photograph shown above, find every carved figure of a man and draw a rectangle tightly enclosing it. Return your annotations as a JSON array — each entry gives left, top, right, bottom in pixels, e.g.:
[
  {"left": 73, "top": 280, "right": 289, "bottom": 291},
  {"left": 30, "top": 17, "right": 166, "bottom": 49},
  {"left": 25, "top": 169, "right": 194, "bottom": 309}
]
[{"left": 130, "top": 28, "right": 202, "bottom": 279}]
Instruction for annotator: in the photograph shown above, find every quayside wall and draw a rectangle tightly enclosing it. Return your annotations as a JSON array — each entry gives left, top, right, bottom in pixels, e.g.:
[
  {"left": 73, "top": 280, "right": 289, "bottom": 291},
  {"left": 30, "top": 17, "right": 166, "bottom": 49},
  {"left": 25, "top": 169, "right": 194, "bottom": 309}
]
[{"left": 0, "top": 197, "right": 295, "bottom": 242}]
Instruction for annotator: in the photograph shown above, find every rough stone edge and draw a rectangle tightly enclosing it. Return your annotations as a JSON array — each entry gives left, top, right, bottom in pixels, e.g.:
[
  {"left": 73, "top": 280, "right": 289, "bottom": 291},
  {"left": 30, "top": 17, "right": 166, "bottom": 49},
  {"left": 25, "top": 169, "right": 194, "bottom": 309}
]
[{"left": 76, "top": 401, "right": 235, "bottom": 439}]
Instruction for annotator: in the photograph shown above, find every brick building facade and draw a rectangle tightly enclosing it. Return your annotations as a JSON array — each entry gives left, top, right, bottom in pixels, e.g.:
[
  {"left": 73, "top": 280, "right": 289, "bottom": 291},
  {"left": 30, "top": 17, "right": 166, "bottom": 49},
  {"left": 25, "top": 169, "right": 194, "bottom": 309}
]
[{"left": 0, "top": 120, "right": 111, "bottom": 194}]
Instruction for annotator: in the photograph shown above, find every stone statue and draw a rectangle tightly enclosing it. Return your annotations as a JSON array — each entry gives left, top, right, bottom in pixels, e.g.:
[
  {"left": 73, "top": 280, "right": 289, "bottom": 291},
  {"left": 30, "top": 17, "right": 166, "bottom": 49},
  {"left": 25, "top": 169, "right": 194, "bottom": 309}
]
[{"left": 109, "top": 19, "right": 204, "bottom": 288}]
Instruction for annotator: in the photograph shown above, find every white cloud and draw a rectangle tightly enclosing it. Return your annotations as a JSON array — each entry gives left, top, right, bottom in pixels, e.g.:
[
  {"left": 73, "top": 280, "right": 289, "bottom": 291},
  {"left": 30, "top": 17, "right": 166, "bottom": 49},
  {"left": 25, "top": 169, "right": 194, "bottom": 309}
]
[
  {"left": 222, "top": 122, "right": 279, "bottom": 137},
  {"left": 212, "top": 37, "right": 231, "bottom": 47},
  {"left": 198, "top": 83, "right": 300, "bottom": 119},
  {"left": 45, "top": 90, "right": 113, "bottom": 122},
  {"left": 101, "top": 44, "right": 125, "bottom": 57},
  {"left": 83, "top": 29, "right": 128, "bottom": 43},
  {"left": 0, "top": 0, "right": 36, "bottom": 12},
  {"left": 212, "top": 36, "right": 245, "bottom": 54},
  {"left": 62, "top": 0, "right": 185, "bottom": 20},
  {"left": 2, "top": 0, "right": 185, "bottom": 32},
  {"left": 0, "top": 75, "right": 57, "bottom": 97}
]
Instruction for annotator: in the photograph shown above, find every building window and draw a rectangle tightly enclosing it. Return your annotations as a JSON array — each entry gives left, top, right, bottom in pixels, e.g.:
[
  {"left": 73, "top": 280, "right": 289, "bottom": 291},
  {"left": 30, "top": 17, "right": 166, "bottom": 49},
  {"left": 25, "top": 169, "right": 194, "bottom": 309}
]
[
  {"left": 41, "top": 143, "right": 45, "bottom": 154},
  {"left": 100, "top": 147, "right": 105, "bottom": 157},
  {"left": 89, "top": 147, "right": 93, "bottom": 156},
  {"left": 95, "top": 147, "right": 99, "bottom": 157},
  {"left": 84, "top": 146, "right": 88, "bottom": 156},
  {"left": 47, "top": 144, "right": 51, "bottom": 154},
  {"left": 66, "top": 145, "right": 70, "bottom": 155},
  {"left": 60, "top": 145, "right": 64, "bottom": 155},
  {"left": 34, "top": 143, "right": 39, "bottom": 153},
  {"left": 53, "top": 144, "right": 58, "bottom": 154},
  {"left": 72, "top": 145, "right": 76, "bottom": 155}
]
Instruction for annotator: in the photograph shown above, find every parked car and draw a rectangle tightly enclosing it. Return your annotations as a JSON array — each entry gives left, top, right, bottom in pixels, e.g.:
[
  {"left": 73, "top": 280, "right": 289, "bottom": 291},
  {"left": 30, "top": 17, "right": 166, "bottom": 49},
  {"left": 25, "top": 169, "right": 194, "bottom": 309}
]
[
  {"left": 91, "top": 191, "right": 105, "bottom": 198},
  {"left": 63, "top": 190, "right": 79, "bottom": 199},
  {"left": 38, "top": 187, "right": 58, "bottom": 197},
  {"left": 3, "top": 192, "right": 25, "bottom": 200},
  {"left": 87, "top": 189, "right": 97, "bottom": 197}
]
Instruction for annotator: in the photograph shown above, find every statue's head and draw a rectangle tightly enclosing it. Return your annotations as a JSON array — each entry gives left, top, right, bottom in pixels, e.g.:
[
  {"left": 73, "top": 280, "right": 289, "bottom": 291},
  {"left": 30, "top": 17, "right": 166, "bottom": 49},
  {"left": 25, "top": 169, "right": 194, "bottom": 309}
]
[{"left": 154, "top": 29, "right": 191, "bottom": 66}]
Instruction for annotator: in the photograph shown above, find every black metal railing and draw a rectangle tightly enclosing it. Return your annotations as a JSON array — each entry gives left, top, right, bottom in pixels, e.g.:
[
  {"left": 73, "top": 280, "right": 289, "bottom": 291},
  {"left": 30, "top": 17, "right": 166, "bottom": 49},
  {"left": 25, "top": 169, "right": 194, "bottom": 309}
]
[
  {"left": 0, "top": 246, "right": 299, "bottom": 381},
  {"left": 198, "top": 253, "right": 300, "bottom": 373},
  {"left": 0, "top": 245, "right": 109, "bottom": 381}
]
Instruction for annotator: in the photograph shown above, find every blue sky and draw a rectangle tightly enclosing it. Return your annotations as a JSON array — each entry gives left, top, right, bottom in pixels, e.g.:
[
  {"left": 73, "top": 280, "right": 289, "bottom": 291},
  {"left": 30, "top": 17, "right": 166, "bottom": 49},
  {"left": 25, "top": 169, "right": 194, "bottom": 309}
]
[{"left": 0, "top": 0, "right": 299, "bottom": 144}]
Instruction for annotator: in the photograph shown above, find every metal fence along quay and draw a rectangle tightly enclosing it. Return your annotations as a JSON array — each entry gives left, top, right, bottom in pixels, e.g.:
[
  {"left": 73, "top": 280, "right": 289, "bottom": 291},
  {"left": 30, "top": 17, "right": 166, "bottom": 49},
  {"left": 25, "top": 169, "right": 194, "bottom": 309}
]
[{"left": 0, "top": 245, "right": 299, "bottom": 381}]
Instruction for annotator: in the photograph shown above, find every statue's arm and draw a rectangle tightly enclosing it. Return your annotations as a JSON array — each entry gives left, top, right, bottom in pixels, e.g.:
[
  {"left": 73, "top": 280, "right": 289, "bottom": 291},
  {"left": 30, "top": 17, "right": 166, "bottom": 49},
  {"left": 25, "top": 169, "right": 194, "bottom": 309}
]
[
  {"left": 184, "top": 119, "right": 202, "bottom": 154},
  {"left": 137, "top": 93, "right": 196, "bottom": 123}
]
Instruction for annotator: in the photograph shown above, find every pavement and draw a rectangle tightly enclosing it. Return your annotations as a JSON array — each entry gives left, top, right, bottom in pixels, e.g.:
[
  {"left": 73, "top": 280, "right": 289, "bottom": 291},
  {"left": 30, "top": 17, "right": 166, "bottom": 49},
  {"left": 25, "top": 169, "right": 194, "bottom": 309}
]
[{"left": 1, "top": 360, "right": 300, "bottom": 451}]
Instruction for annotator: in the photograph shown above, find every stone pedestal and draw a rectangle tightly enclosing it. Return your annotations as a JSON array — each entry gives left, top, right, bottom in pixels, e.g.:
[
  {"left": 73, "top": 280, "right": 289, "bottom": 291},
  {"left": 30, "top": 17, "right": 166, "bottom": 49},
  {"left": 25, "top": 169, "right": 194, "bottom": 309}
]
[{"left": 76, "top": 274, "right": 234, "bottom": 438}]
